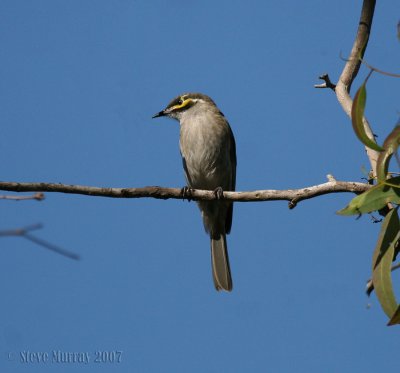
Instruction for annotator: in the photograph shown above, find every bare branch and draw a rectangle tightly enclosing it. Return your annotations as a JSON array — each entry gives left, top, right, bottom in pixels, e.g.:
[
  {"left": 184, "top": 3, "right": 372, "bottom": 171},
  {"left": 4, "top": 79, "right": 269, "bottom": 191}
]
[
  {"left": 0, "top": 179, "right": 371, "bottom": 206},
  {"left": 0, "top": 223, "right": 80, "bottom": 260},
  {"left": 317, "top": 0, "right": 380, "bottom": 176},
  {"left": 337, "top": 0, "right": 375, "bottom": 95}
]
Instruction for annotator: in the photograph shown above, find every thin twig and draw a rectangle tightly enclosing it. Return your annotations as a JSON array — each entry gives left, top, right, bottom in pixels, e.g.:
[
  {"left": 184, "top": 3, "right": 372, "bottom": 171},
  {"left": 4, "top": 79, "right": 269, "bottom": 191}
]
[
  {"left": 360, "top": 58, "right": 400, "bottom": 78},
  {"left": 0, "top": 224, "right": 80, "bottom": 260},
  {"left": 22, "top": 233, "right": 80, "bottom": 260},
  {"left": 0, "top": 192, "right": 45, "bottom": 201},
  {"left": 0, "top": 223, "right": 43, "bottom": 236}
]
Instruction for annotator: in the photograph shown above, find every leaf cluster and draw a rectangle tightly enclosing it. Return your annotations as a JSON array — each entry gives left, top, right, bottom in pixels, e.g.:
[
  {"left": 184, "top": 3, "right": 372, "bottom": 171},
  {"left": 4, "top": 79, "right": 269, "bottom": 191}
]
[{"left": 338, "top": 73, "right": 400, "bottom": 325}]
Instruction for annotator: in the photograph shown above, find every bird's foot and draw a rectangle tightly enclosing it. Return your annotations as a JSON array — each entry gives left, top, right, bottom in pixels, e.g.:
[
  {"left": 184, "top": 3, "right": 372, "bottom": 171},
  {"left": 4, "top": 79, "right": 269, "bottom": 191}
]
[
  {"left": 213, "top": 186, "right": 224, "bottom": 200},
  {"left": 181, "top": 186, "right": 194, "bottom": 202}
]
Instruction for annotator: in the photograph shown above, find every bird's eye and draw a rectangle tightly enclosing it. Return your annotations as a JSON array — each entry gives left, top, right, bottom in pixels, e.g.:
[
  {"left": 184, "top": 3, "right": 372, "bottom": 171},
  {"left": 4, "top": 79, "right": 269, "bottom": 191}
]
[{"left": 178, "top": 99, "right": 183, "bottom": 105}]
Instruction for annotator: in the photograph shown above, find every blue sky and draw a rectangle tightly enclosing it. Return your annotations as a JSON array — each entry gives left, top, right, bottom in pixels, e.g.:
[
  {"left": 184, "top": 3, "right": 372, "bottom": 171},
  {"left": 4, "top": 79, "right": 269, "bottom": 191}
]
[{"left": 1, "top": 1, "right": 399, "bottom": 372}]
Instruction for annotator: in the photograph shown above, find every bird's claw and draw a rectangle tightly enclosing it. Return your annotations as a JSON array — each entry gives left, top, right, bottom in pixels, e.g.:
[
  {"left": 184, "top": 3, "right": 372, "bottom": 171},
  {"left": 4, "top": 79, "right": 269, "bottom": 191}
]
[
  {"left": 181, "top": 186, "right": 194, "bottom": 202},
  {"left": 214, "top": 186, "right": 224, "bottom": 200}
]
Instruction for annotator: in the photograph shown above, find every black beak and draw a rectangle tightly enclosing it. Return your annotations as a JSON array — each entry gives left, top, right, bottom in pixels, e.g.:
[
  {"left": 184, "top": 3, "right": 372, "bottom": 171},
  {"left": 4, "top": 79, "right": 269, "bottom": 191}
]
[{"left": 152, "top": 110, "right": 165, "bottom": 119}]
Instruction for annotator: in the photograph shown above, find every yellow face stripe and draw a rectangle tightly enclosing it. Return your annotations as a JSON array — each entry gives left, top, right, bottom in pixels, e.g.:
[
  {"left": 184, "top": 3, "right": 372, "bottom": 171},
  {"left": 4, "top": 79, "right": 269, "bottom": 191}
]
[{"left": 171, "top": 97, "right": 193, "bottom": 111}]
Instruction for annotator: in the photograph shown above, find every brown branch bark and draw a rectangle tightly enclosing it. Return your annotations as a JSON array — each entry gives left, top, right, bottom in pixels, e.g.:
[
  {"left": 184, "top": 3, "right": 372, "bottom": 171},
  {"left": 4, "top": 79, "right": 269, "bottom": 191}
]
[{"left": 0, "top": 179, "right": 371, "bottom": 207}]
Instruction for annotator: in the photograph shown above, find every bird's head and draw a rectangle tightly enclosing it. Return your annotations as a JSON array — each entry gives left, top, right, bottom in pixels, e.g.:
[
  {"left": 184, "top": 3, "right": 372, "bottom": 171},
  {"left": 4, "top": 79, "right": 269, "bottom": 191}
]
[{"left": 152, "top": 93, "right": 218, "bottom": 121}]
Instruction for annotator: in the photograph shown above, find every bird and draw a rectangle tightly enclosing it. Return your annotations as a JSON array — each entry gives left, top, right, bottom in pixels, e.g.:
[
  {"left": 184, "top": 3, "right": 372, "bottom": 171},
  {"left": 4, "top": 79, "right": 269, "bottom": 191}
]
[{"left": 152, "top": 93, "right": 237, "bottom": 292}]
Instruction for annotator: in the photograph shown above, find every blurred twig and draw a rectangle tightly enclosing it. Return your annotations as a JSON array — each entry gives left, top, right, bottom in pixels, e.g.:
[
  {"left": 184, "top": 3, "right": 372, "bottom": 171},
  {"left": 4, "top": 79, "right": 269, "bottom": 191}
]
[{"left": 0, "top": 223, "right": 80, "bottom": 260}]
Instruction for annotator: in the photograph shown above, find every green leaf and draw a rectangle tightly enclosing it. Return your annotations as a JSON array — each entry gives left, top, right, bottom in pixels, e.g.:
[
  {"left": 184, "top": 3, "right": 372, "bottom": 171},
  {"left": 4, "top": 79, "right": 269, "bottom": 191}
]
[
  {"left": 388, "top": 305, "right": 400, "bottom": 326},
  {"left": 372, "top": 208, "right": 400, "bottom": 321},
  {"left": 351, "top": 82, "right": 384, "bottom": 152},
  {"left": 377, "top": 125, "right": 400, "bottom": 182},
  {"left": 337, "top": 177, "right": 400, "bottom": 216}
]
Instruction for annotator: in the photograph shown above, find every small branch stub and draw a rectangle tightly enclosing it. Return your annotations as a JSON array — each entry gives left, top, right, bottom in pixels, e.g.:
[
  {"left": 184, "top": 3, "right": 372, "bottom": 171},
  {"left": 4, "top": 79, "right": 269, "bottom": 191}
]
[{"left": 315, "top": 74, "right": 336, "bottom": 91}]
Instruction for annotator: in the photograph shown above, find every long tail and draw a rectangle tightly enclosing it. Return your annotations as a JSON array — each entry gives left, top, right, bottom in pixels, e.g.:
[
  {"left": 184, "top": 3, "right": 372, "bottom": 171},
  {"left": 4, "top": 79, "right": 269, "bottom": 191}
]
[{"left": 211, "top": 234, "right": 232, "bottom": 291}]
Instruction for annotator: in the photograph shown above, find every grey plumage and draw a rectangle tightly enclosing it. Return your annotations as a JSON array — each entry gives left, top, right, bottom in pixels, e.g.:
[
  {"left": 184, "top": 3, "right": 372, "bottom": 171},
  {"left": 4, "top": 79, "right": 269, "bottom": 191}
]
[{"left": 153, "top": 93, "right": 236, "bottom": 291}]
